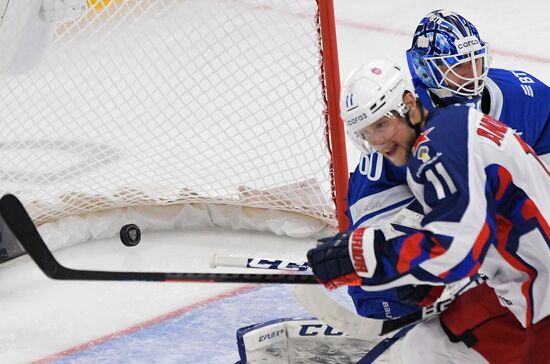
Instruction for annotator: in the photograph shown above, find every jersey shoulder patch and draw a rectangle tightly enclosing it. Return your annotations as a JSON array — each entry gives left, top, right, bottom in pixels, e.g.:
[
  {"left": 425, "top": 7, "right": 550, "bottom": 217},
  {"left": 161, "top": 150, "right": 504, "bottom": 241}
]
[{"left": 410, "top": 106, "right": 470, "bottom": 165}]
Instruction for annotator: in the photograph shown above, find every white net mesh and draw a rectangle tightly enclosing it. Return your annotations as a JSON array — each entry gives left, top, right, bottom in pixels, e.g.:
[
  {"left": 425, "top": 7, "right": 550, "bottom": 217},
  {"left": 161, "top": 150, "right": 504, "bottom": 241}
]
[{"left": 0, "top": 0, "right": 340, "bottom": 227}]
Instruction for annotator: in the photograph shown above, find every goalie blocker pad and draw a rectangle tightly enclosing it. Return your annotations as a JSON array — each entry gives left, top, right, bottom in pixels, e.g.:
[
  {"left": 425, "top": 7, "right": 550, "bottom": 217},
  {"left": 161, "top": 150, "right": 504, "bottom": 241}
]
[{"left": 236, "top": 317, "right": 379, "bottom": 363}]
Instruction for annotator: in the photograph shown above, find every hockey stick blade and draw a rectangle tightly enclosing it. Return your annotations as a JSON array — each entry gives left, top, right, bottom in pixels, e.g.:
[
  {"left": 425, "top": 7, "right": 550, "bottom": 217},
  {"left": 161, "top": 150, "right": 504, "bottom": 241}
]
[
  {"left": 294, "top": 277, "right": 484, "bottom": 340},
  {"left": 0, "top": 194, "right": 317, "bottom": 284}
]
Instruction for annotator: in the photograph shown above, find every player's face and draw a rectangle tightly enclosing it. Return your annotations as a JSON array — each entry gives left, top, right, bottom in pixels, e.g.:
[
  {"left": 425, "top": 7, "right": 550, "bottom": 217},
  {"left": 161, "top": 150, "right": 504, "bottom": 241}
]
[
  {"left": 438, "top": 58, "right": 483, "bottom": 92},
  {"left": 360, "top": 113, "right": 416, "bottom": 166}
]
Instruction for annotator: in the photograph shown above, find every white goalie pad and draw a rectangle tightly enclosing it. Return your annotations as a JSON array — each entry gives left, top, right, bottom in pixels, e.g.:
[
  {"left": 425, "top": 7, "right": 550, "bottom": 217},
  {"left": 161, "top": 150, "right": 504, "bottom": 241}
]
[
  {"left": 236, "top": 317, "right": 378, "bottom": 363},
  {"left": 41, "top": 0, "right": 87, "bottom": 23}
]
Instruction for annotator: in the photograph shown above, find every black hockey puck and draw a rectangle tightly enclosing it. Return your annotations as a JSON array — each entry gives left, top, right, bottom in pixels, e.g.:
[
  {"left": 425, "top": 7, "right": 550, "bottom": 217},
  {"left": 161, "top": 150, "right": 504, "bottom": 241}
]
[{"left": 120, "top": 224, "right": 141, "bottom": 247}]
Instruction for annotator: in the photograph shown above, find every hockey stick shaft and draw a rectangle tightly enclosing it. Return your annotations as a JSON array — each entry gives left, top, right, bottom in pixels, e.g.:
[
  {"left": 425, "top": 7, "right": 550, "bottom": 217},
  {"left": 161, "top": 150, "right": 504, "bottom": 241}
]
[
  {"left": 210, "top": 254, "right": 310, "bottom": 272},
  {"left": 380, "top": 275, "right": 485, "bottom": 334},
  {"left": 0, "top": 194, "right": 318, "bottom": 285}
]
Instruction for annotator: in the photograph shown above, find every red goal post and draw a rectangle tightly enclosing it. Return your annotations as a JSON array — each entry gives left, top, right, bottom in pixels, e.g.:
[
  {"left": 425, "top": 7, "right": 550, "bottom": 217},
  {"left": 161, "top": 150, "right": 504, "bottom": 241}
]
[
  {"left": 0, "top": 0, "right": 348, "bottom": 245},
  {"left": 318, "top": 0, "right": 349, "bottom": 231}
]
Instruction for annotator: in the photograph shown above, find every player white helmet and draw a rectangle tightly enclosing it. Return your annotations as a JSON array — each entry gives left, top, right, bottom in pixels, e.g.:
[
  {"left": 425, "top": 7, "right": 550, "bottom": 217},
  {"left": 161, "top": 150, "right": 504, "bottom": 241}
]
[{"left": 340, "top": 60, "right": 415, "bottom": 153}]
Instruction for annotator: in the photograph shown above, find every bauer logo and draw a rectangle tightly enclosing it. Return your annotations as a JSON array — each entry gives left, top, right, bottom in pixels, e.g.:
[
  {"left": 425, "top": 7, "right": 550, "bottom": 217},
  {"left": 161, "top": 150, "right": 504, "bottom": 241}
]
[{"left": 455, "top": 36, "right": 480, "bottom": 53}]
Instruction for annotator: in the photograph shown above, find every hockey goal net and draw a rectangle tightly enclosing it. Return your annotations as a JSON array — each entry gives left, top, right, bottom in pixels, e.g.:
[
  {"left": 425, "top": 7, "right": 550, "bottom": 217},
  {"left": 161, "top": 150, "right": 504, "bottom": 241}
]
[{"left": 0, "top": 0, "right": 347, "bottom": 239}]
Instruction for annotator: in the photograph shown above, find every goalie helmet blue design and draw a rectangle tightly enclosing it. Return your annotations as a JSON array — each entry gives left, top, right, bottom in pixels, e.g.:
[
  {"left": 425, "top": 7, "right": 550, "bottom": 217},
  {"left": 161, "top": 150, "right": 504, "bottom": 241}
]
[{"left": 406, "top": 9, "right": 491, "bottom": 99}]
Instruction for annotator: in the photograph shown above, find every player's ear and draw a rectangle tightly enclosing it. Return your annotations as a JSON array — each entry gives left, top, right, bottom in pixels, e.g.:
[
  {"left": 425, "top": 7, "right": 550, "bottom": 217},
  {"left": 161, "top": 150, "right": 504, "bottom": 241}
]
[
  {"left": 402, "top": 91, "right": 417, "bottom": 111},
  {"left": 402, "top": 91, "right": 425, "bottom": 127}
]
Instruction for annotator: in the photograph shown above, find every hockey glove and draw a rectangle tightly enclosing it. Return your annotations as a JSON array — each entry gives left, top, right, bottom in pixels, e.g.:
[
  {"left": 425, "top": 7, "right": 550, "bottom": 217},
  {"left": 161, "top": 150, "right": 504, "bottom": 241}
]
[
  {"left": 396, "top": 284, "right": 445, "bottom": 307},
  {"left": 307, "top": 228, "right": 375, "bottom": 290}
]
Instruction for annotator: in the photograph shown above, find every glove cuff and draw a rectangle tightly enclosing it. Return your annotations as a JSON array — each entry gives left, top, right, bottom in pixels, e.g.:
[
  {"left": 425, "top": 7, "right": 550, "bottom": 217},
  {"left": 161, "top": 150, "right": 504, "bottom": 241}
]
[
  {"left": 324, "top": 272, "right": 363, "bottom": 290},
  {"left": 349, "top": 227, "right": 377, "bottom": 279}
]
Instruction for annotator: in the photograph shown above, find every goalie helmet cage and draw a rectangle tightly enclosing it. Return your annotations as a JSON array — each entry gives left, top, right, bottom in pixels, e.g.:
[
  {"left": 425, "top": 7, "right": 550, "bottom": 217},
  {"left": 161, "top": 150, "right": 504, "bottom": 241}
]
[{"left": 0, "top": 0, "right": 348, "bottom": 244}]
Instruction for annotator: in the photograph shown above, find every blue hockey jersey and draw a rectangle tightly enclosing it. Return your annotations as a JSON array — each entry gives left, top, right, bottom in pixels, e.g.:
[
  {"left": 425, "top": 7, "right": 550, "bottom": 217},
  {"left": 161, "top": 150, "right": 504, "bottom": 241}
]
[
  {"left": 354, "top": 105, "right": 550, "bottom": 328},
  {"left": 346, "top": 68, "right": 550, "bottom": 319}
]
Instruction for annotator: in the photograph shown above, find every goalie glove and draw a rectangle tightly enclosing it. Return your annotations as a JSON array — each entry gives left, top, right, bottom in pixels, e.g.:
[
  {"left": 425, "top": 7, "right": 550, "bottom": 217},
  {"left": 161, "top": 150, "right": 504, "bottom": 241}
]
[{"left": 307, "top": 228, "right": 377, "bottom": 290}]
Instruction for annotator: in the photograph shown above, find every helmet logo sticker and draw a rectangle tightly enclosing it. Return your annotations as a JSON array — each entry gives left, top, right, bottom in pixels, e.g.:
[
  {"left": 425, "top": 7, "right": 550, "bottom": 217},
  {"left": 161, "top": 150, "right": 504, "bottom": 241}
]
[
  {"left": 455, "top": 36, "right": 481, "bottom": 53},
  {"left": 427, "top": 15, "right": 443, "bottom": 25},
  {"left": 371, "top": 67, "right": 382, "bottom": 75},
  {"left": 417, "top": 36, "right": 430, "bottom": 48},
  {"left": 345, "top": 93, "right": 355, "bottom": 110}
]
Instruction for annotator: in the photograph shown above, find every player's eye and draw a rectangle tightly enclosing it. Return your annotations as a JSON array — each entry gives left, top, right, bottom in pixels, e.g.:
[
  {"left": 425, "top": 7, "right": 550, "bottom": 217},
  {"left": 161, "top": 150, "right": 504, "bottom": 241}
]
[{"left": 377, "top": 119, "right": 388, "bottom": 129}]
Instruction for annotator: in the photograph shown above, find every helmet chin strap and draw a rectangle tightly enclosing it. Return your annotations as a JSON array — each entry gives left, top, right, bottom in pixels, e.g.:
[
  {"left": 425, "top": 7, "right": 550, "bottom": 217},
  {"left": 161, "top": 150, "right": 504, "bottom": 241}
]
[{"left": 405, "top": 99, "right": 426, "bottom": 138}]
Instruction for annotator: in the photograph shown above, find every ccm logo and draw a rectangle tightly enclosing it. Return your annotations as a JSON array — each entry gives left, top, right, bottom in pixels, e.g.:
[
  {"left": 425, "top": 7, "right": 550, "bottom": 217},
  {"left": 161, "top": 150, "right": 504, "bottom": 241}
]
[{"left": 299, "top": 324, "right": 344, "bottom": 336}]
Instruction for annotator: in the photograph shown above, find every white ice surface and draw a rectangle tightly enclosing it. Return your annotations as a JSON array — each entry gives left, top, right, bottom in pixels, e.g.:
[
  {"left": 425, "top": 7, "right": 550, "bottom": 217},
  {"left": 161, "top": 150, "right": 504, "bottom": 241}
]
[
  {"left": 1, "top": 1, "right": 549, "bottom": 363},
  {"left": 0, "top": 229, "right": 318, "bottom": 363}
]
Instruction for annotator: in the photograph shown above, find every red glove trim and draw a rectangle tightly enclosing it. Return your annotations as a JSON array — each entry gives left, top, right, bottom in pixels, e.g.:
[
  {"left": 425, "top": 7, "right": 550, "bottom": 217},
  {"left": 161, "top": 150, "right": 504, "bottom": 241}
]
[{"left": 323, "top": 272, "right": 362, "bottom": 290}]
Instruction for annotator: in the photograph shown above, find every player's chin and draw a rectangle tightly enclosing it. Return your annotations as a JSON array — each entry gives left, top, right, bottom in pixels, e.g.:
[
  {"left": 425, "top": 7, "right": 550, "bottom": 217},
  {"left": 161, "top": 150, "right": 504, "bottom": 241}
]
[{"left": 386, "top": 149, "right": 409, "bottom": 166}]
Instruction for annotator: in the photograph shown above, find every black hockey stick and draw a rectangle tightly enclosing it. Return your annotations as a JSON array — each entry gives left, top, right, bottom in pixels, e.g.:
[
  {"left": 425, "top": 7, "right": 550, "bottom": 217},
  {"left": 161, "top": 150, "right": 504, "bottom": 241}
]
[
  {"left": 0, "top": 194, "right": 487, "bottom": 338},
  {"left": 0, "top": 194, "right": 317, "bottom": 284},
  {"left": 210, "top": 254, "right": 310, "bottom": 272}
]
